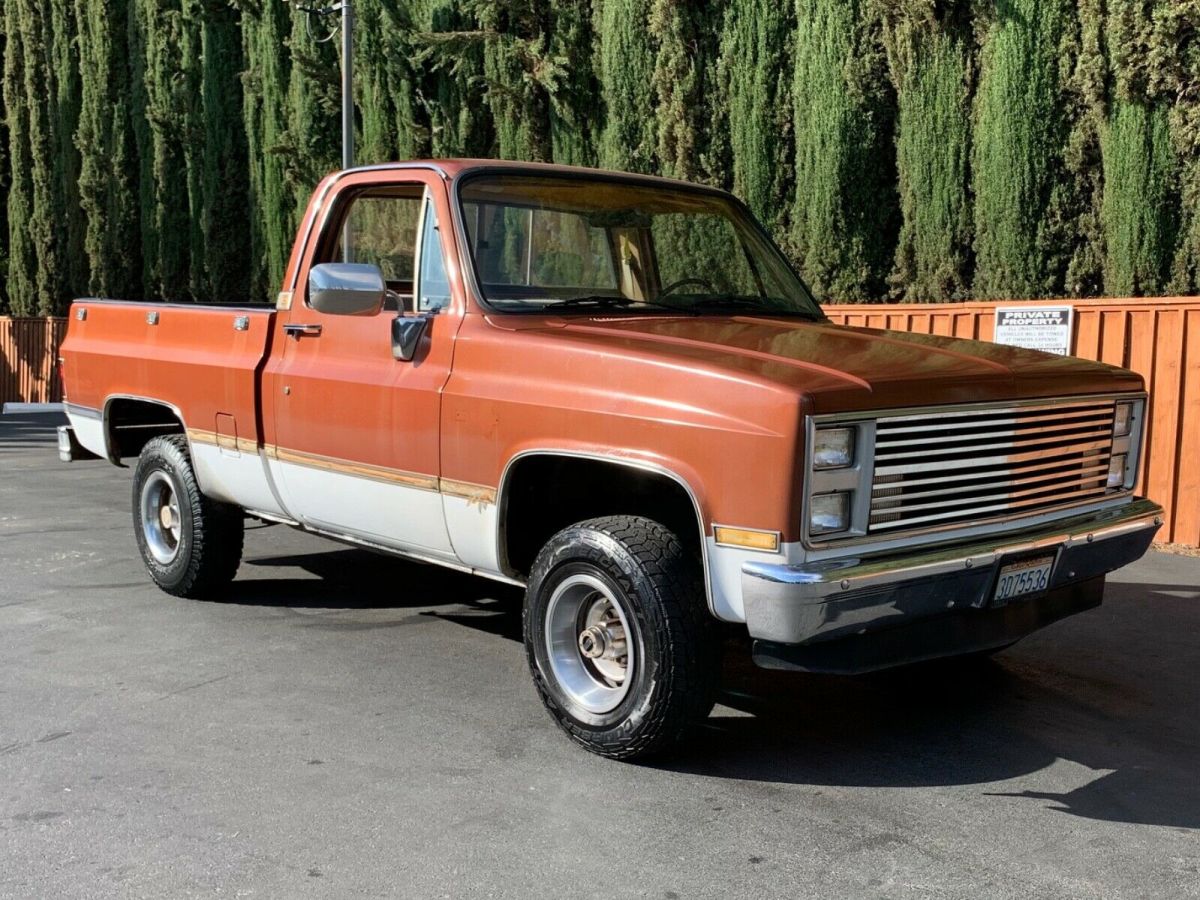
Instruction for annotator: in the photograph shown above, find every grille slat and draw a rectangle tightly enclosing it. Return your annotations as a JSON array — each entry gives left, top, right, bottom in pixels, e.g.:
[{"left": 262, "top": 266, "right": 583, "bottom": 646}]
[
  {"left": 867, "top": 400, "right": 1116, "bottom": 534},
  {"left": 874, "top": 415, "right": 1114, "bottom": 450},
  {"left": 871, "top": 463, "right": 1110, "bottom": 506}
]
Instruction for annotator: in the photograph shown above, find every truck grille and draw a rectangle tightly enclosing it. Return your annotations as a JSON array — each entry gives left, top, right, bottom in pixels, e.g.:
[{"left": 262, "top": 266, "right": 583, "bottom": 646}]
[{"left": 869, "top": 399, "right": 1116, "bottom": 533}]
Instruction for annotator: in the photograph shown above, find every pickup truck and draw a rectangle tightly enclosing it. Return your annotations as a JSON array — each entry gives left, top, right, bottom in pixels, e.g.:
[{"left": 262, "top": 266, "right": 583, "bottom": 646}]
[{"left": 59, "top": 159, "right": 1162, "bottom": 759}]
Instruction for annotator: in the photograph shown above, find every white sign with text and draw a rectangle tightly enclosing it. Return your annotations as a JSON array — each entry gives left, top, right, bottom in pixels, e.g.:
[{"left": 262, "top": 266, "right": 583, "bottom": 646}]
[{"left": 994, "top": 305, "right": 1074, "bottom": 356}]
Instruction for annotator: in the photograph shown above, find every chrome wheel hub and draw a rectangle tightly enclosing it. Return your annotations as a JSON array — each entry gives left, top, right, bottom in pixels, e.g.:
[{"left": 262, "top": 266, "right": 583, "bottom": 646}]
[
  {"left": 545, "top": 574, "right": 635, "bottom": 714},
  {"left": 141, "top": 471, "right": 182, "bottom": 565}
]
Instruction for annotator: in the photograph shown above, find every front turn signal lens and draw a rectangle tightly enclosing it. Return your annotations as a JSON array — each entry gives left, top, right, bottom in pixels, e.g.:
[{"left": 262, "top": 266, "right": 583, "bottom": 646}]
[
  {"left": 813, "top": 427, "right": 855, "bottom": 469},
  {"left": 810, "top": 492, "right": 851, "bottom": 535}
]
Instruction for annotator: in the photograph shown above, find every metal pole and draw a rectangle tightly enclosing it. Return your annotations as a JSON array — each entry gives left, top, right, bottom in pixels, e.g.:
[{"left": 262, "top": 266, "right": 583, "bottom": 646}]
[
  {"left": 341, "top": 0, "right": 353, "bottom": 170},
  {"left": 341, "top": 0, "right": 353, "bottom": 261}
]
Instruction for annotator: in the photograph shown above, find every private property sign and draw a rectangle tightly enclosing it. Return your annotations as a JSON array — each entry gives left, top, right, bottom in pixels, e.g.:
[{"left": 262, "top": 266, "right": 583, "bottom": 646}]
[{"left": 993, "top": 305, "right": 1075, "bottom": 356}]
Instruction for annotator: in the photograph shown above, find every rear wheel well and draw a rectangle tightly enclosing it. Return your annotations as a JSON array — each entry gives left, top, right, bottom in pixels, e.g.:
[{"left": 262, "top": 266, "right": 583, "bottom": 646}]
[
  {"left": 105, "top": 398, "right": 186, "bottom": 461},
  {"left": 500, "top": 455, "right": 704, "bottom": 579}
]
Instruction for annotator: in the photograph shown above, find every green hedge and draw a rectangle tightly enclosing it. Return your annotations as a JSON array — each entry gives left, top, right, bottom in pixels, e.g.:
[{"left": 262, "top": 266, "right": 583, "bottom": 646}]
[{"left": 2, "top": 0, "right": 1198, "bottom": 313}]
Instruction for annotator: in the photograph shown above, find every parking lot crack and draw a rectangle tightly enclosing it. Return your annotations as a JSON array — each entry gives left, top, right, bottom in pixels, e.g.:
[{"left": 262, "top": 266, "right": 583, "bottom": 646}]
[{"left": 154, "top": 673, "right": 232, "bottom": 701}]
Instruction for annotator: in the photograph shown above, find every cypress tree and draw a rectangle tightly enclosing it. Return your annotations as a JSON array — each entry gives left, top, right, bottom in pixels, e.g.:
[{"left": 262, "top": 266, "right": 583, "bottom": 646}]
[
  {"left": 547, "top": 0, "right": 598, "bottom": 166},
  {"left": 1059, "top": 0, "right": 1107, "bottom": 297},
  {"left": 971, "top": 0, "right": 1071, "bottom": 299},
  {"left": 475, "top": 1, "right": 556, "bottom": 161},
  {"left": 882, "top": 3, "right": 973, "bottom": 302},
  {"left": 284, "top": 2, "right": 340, "bottom": 214},
  {"left": 0, "top": 17, "right": 9, "bottom": 313},
  {"left": 1139, "top": 1, "right": 1200, "bottom": 294},
  {"left": 411, "top": 0, "right": 491, "bottom": 157},
  {"left": 1, "top": 1, "right": 35, "bottom": 315},
  {"left": 75, "top": 0, "right": 142, "bottom": 299},
  {"left": 1102, "top": 2, "right": 1180, "bottom": 297},
  {"left": 199, "top": 0, "right": 251, "bottom": 301},
  {"left": 719, "top": 0, "right": 793, "bottom": 227},
  {"left": 595, "top": 0, "right": 657, "bottom": 172},
  {"left": 650, "top": 0, "right": 708, "bottom": 182},
  {"left": 355, "top": 0, "right": 402, "bottom": 165},
  {"left": 791, "top": 0, "right": 897, "bottom": 301},
  {"left": 1102, "top": 100, "right": 1178, "bottom": 295},
  {"left": 4, "top": 0, "right": 65, "bottom": 315},
  {"left": 129, "top": 0, "right": 199, "bottom": 301},
  {"left": 377, "top": 1, "right": 427, "bottom": 160},
  {"left": 238, "top": 0, "right": 293, "bottom": 300},
  {"left": 48, "top": 0, "right": 87, "bottom": 306}
]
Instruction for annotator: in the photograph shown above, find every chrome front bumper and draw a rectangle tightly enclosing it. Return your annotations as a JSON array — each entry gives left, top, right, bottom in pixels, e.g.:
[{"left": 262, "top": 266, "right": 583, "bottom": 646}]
[{"left": 742, "top": 498, "right": 1163, "bottom": 657}]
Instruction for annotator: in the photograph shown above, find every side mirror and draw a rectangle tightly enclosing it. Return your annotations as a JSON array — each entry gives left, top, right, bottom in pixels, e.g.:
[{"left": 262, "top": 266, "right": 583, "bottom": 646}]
[
  {"left": 392, "top": 314, "right": 430, "bottom": 362},
  {"left": 308, "top": 263, "right": 386, "bottom": 316}
]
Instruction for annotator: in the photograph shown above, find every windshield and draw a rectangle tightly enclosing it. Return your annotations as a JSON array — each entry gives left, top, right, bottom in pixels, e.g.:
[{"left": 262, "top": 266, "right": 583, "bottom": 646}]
[{"left": 457, "top": 174, "right": 824, "bottom": 318}]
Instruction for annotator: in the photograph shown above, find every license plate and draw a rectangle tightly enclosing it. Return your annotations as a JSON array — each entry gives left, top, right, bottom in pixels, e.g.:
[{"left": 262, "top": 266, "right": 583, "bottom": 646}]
[{"left": 993, "top": 556, "right": 1054, "bottom": 604}]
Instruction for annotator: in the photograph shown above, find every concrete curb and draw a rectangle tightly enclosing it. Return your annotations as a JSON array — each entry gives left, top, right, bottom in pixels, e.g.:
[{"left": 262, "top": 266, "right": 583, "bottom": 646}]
[{"left": 2, "top": 402, "right": 64, "bottom": 415}]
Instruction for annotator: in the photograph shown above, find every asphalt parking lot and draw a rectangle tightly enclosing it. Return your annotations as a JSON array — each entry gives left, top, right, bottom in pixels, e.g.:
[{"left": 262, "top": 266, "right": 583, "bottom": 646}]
[{"left": 2, "top": 411, "right": 1198, "bottom": 899}]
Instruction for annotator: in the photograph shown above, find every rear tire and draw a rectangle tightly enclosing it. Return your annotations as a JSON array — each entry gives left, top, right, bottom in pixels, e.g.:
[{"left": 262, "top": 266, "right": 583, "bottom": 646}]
[
  {"left": 132, "top": 435, "right": 243, "bottom": 598},
  {"left": 523, "top": 515, "right": 718, "bottom": 760}
]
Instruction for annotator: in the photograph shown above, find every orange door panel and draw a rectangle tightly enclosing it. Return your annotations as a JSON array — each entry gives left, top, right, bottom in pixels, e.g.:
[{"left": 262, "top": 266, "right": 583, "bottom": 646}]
[{"left": 265, "top": 170, "right": 460, "bottom": 553}]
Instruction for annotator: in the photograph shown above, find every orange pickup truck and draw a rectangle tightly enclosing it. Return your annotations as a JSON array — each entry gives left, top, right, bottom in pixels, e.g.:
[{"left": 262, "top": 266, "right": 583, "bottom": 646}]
[{"left": 59, "top": 160, "right": 1162, "bottom": 758}]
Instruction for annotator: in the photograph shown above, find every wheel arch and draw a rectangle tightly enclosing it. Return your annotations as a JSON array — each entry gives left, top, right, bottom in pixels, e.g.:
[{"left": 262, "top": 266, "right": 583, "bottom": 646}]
[
  {"left": 103, "top": 395, "right": 190, "bottom": 465},
  {"left": 495, "top": 449, "right": 716, "bottom": 617}
]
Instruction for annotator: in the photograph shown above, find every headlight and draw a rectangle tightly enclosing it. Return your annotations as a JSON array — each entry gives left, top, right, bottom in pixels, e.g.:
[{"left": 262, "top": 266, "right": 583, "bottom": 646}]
[
  {"left": 1114, "top": 402, "right": 1133, "bottom": 437},
  {"left": 810, "top": 492, "right": 851, "bottom": 534},
  {"left": 1107, "top": 453, "right": 1127, "bottom": 489},
  {"left": 813, "top": 426, "right": 855, "bottom": 469}
]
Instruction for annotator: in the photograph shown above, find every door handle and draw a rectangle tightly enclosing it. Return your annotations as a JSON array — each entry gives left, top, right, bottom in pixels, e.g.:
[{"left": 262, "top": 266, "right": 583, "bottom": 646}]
[{"left": 283, "top": 323, "right": 322, "bottom": 338}]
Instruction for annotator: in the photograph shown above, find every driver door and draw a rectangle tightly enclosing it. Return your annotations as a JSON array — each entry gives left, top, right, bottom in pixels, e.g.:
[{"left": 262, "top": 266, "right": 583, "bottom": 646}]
[{"left": 266, "top": 172, "right": 460, "bottom": 554}]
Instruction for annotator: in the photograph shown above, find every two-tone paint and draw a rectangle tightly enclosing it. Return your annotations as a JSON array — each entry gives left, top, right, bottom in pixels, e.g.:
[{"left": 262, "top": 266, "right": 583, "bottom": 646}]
[{"left": 60, "top": 159, "right": 1148, "bottom": 624}]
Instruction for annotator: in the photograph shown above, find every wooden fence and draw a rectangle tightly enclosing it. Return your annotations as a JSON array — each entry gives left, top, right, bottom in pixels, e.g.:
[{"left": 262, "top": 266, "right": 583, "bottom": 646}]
[
  {"left": 1, "top": 317, "right": 68, "bottom": 406},
  {"left": 825, "top": 297, "right": 1200, "bottom": 547},
  {"left": 3, "top": 298, "right": 1198, "bottom": 545}
]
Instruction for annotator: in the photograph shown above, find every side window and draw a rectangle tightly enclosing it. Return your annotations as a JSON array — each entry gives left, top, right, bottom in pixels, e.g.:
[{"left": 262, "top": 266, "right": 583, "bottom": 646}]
[
  {"left": 417, "top": 199, "right": 451, "bottom": 312},
  {"left": 329, "top": 187, "right": 423, "bottom": 308}
]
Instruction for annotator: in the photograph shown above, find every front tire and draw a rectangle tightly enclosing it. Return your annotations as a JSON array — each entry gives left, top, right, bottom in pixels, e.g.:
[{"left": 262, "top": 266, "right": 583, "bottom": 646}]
[
  {"left": 132, "top": 435, "right": 243, "bottom": 598},
  {"left": 524, "top": 516, "right": 718, "bottom": 760}
]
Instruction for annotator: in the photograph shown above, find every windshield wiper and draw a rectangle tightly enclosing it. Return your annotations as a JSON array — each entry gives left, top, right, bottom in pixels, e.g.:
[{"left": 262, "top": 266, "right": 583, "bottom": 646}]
[
  {"left": 683, "top": 296, "right": 823, "bottom": 319},
  {"left": 551, "top": 295, "right": 638, "bottom": 309},
  {"left": 546, "top": 295, "right": 695, "bottom": 314}
]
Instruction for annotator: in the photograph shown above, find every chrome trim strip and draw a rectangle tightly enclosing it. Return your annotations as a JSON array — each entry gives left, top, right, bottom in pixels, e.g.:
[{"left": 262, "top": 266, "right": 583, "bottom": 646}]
[
  {"left": 64, "top": 402, "right": 101, "bottom": 420},
  {"left": 747, "top": 498, "right": 1163, "bottom": 602},
  {"left": 71, "top": 298, "right": 272, "bottom": 313},
  {"left": 494, "top": 449, "right": 718, "bottom": 618},
  {"left": 808, "top": 391, "right": 1146, "bottom": 425}
]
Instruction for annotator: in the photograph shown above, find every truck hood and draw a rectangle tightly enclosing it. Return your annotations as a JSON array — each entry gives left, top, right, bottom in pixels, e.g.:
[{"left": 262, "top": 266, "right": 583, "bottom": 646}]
[{"left": 528, "top": 315, "right": 1142, "bottom": 413}]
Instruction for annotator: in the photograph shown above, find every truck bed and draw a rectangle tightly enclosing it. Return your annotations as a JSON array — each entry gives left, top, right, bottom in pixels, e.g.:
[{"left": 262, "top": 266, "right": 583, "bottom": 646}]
[{"left": 60, "top": 298, "right": 276, "bottom": 460}]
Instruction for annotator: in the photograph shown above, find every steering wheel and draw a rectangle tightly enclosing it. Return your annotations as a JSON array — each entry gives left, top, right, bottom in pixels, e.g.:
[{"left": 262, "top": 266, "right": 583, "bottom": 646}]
[{"left": 658, "top": 277, "right": 717, "bottom": 299}]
